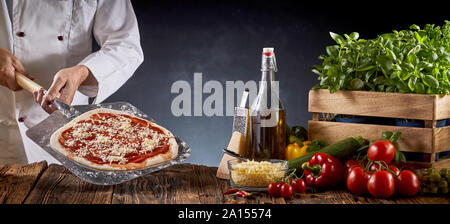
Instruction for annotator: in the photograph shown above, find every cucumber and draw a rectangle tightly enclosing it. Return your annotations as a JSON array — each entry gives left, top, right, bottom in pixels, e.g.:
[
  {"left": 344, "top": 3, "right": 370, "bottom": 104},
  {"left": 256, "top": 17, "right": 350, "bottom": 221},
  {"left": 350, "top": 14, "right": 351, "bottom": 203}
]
[{"left": 288, "top": 137, "right": 364, "bottom": 171}]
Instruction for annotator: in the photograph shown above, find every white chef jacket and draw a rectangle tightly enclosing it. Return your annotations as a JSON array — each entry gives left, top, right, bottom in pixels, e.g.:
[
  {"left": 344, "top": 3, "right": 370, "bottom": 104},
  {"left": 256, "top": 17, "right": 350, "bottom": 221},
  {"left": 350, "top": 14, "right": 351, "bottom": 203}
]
[{"left": 0, "top": 0, "right": 144, "bottom": 164}]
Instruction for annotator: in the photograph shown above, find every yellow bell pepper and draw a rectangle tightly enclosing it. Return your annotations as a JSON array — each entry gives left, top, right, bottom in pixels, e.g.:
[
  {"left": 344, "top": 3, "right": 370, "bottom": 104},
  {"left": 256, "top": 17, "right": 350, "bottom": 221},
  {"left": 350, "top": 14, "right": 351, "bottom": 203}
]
[{"left": 285, "top": 141, "right": 309, "bottom": 160}]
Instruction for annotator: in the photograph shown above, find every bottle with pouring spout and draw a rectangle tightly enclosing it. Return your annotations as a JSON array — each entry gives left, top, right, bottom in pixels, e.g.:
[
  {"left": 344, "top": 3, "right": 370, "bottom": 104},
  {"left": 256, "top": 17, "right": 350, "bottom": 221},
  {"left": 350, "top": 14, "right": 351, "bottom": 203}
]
[{"left": 248, "top": 48, "right": 286, "bottom": 160}]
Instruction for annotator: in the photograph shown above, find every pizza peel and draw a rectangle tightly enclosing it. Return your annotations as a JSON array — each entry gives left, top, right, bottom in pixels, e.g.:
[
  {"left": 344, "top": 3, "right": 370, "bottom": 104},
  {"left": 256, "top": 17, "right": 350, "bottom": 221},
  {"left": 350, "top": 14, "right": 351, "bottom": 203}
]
[{"left": 15, "top": 72, "right": 191, "bottom": 185}]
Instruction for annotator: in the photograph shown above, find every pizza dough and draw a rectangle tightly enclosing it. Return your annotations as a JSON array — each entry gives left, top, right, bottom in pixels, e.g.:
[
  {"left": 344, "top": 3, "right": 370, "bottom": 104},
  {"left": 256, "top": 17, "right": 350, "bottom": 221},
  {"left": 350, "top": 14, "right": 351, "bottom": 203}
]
[{"left": 49, "top": 108, "right": 178, "bottom": 171}]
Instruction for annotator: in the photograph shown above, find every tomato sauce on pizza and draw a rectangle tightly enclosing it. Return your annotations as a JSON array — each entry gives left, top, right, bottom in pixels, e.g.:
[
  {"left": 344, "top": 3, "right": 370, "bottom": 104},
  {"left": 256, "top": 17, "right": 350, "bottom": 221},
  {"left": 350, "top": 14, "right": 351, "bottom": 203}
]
[{"left": 57, "top": 112, "right": 171, "bottom": 165}]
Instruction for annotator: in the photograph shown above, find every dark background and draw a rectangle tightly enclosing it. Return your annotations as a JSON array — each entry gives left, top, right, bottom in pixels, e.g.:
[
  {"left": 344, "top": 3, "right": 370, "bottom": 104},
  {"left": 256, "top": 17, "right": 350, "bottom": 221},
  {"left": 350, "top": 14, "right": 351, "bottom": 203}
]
[{"left": 105, "top": 0, "right": 448, "bottom": 166}]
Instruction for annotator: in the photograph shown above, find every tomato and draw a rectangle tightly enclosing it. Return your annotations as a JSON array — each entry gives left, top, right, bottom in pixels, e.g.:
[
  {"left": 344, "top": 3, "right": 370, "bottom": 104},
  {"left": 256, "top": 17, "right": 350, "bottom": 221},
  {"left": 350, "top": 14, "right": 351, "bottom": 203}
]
[
  {"left": 369, "top": 163, "right": 381, "bottom": 172},
  {"left": 345, "top": 159, "right": 360, "bottom": 169},
  {"left": 388, "top": 165, "right": 400, "bottom": 177},
  {"left": 368, "top": 140, "right": 395, "bottom": 164},
  {"left": 396, "top": 170, "right": 420, "bottom": 196},
  {"left": 292, "top": 179, "right": 306, "bottom": 193},
  {"left": 344, "top": 160, "right": 360, "bottom": 178},
  {"left": 267, "top": 182, "right": 281, "bottom": 197},
  {"left": 280, "top": 183, "right": 293, "bottom": 198},
  {"left": 369, "top": 163, "right": 400, "bottom": 177},
  {"left": 347, "top": 166, "right": 370, "bottom": 195},
  {"left": 367, "top": 170, "right": 395, "bottom": 198}
]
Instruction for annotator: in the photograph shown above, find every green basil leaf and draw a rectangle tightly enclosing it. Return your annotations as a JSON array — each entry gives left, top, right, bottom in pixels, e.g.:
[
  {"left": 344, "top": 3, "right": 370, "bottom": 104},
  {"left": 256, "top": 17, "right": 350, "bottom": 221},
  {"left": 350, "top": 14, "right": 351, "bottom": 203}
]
[
  {"left": 350, "top": 32, "right": 359, "bottom": 40},
  {"left": 312, "top": 69, "right": 321, "bottom": 75},
  {"left": 389, "top": 132, "right": 402, "bottom": 143},
  {"left": 423, "top": 75, "right": 439, "bottom": 88},
  {"left": 381, "top": 131, "right": 393, "bottom": 140},
  {"left": 350, "top": 78, "right": 364, "bottom": 90},
  {"left": 410, "top": 24, "right": 420, "bottom": 30},
  {"left": 408, "top": 77, "right": 417, "bottom": 91},
  {"left": 329, "top": 32, "right": 345, "bottom": 45},
  {"left": 415, "top": 82, "right": 426, "bottom": 94},
  {"left": 377, "top": 55, "right": 393, "bottom": 72}
]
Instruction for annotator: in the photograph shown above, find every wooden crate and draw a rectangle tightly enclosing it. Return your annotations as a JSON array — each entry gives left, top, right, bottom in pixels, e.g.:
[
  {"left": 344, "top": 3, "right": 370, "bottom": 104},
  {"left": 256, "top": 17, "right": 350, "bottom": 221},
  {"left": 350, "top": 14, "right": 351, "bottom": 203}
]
[{"left": 308, "top": 89, "right": 450, "bottom": 169}]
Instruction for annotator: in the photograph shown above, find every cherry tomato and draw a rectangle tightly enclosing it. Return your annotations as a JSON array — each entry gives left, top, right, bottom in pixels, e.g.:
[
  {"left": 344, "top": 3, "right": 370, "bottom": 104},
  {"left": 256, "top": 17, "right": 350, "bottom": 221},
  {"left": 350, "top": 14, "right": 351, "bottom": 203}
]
[
  {"left": 388, "top": 165, "right": 400, "bottom": 177},
  {"left": 367, "top": 170, "right": 395, "bottom": 198},
  {"left": 292, "top": 179, "right": 306, "bottom": 193},
  {"left": 369, "top": 163, "right": 382, "bottom": 172},
  {"left": 396, "top": 170, "right": 420, "bottom": 196},
  {"left": 347, "top": 166, "right": 370, "bottom": 195},
  {"left": 369, "top": 163, "right": 400, "bottom": 177},
  {"left": 345, "top": 160, "right": 360, "bottom": 169},
  {"left": 280, "top": 183, "right": 293, "bottom": 198},
  {"left": 368, "top": 140, "right": 395, "bottom": 164},
  {"left": 344, "top": 160, "right": 360, "bottom": 179},
  {"left": 267, "top": 182, "right": 281, "bottom": 197}
]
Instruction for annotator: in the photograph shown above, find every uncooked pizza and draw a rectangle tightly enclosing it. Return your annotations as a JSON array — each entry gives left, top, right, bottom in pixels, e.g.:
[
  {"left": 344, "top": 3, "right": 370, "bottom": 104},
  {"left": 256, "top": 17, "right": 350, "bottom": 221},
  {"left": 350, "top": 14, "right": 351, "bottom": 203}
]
[{"left": 49, "top": 108, "right": 178, "bottom": 170}]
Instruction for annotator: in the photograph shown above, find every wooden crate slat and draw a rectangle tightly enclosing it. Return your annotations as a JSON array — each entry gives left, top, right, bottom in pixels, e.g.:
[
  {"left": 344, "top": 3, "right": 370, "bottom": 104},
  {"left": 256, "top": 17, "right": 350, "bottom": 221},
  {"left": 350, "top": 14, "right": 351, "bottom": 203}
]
[
  {"left": 308, "top": 89, "right": 437, "bottom": 120},
  {"left": 308, "top": 120, "right": 434, "bottom": 153},
  {"left": 434, "top": 126, "right": 450, "bottom": 153},
  {"left": 436, "top": 95, "right": 450, "bottom": 120},
  {"left": 433, "top": 159, "right": 450, "bottom": 170}
]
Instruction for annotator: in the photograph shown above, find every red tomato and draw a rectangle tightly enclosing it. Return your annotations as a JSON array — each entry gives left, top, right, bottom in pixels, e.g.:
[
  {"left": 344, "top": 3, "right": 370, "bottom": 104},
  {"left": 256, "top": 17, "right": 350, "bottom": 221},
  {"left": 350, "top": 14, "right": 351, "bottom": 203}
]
[
  {"left": 368, "top": 140, "right": 395, "bottom": 164},
  {"left": 369, "top": 163, "right": 400, "bottom": 177},
  {"left": 345, "top": 160, "right": 360, "bottom": 169},
  {"left": 280, "top": 183, "right": 293, "bottom": 198},
  {"left": 292, "top": 179, "right": 306, "bottom": 193},
  {"left": 344, "top": 160, "right": 360, "bottom": 178},
  {"left": 367, "top": 170, "right": 395, "bottom": 198},
  {"left": 389, "top": 165, "right": 400, "bottom": 177},
  {"left": 369, "top": 163, "right": 381, "bottom": 172},
  {"left": 267, "top": 182, "right": 281, "bottom": 196},
  {"left": 347, "top": 166, "right": 370, "bottom": 195},
  {"left": 396, "top": 170, "right": 420, "bottom": 196}
]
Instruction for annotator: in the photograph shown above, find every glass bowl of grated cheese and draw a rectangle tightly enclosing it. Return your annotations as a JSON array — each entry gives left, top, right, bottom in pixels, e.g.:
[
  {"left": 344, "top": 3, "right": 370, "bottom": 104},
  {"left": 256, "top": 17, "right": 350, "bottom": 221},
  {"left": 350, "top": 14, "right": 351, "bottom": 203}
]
[{"left": 228, "top": 159, "right": 288, "bottom": 191}]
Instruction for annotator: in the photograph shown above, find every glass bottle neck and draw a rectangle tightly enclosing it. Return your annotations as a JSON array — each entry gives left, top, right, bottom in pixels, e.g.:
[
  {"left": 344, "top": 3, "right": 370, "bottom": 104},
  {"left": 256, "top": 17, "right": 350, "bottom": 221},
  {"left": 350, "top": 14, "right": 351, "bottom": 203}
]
[
  {"left": 261, "top": 70, "right": 275, "bottom": 82},
  {"left": 260, "top": 55, "right": 277, "bottom": 82}
]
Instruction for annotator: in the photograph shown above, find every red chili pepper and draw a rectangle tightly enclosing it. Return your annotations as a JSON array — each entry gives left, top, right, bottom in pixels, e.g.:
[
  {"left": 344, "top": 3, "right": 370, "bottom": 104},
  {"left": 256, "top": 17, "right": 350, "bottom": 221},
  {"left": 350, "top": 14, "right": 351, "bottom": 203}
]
[
  {"left": 302, "top": 152, "right": 344, "bottom": 188},
  {"left": 223, "top": 188, "right": 239, "bottom": 195},
  {"left": 234, "top": 190, "right": 252, "bottom": 198}
]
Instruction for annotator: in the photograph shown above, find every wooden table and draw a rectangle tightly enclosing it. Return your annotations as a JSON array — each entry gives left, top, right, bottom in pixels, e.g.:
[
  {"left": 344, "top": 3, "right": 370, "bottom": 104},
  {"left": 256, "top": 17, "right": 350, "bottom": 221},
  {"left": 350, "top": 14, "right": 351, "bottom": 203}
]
[{"left": 0, "top": 162, "right": 448, "bottom": 204}]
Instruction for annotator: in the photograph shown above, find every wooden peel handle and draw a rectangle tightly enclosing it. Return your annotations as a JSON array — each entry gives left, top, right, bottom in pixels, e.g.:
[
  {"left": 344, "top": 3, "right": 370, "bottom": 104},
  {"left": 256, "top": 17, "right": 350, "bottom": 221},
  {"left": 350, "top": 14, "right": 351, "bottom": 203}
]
[{"left": 15, "top": 71, "right": 43, "bottom": 94}]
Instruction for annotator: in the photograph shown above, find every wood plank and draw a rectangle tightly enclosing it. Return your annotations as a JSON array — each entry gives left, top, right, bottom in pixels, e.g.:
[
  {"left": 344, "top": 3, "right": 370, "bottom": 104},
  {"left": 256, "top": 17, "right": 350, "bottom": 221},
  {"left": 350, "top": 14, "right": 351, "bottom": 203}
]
[
  {"left": 432, "top": 158, "right": 450, "bottom": 170},
  {"left": 0, "top": 162, "right": 47, "bottom": 204},
  {"left": 112, "top": 164, "right": 203, "bottom": 204},
  {"left": 111, "top": 170, "right": 166, "bottom": 204},
  {"left": 308, "top": 89, "right": 436, "bottom": 120},
  {"left": 218, "top": 176, "right": 286, "bottom": 204},
  {"left": 287, "top": 188, "right": 361, "bottom": 204},
  {"left": 193, "top": 165, "right": 226, "bottom": 204},
  {"left": 308, "top": 120, "right": 434, "bottom": 153},
  {"left": 24, "top": 164, "right": 114, "bottom": 204},
  {"left": 434, "top": 126, "right": 450, "bottom": 153},
  {"left": 436, "top": 94, "right": 450, "bottom": 120}
]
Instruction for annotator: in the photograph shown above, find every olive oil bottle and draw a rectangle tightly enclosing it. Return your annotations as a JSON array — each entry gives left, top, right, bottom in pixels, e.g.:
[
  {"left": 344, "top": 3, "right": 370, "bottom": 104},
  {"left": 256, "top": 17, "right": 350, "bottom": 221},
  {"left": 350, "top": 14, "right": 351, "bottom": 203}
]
[{"left": 248, "top": 48, "right": 286, "bottom": 160}]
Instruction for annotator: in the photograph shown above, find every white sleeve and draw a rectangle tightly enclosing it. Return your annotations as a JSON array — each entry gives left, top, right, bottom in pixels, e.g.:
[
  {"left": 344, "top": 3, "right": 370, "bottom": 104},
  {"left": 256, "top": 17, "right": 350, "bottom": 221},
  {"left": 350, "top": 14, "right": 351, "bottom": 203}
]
[{"left": 77, "top": 0, "right": 144, "bottom": 103}]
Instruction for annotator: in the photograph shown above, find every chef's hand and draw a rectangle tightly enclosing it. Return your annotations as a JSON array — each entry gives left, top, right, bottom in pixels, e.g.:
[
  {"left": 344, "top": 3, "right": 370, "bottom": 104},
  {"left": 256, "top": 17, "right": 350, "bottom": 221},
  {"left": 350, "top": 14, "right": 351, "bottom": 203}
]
[
  {"left": 37, "top": 65, "right": 91, "bottom": 114},
  {"left": 0, "top": 47, "right": 31, "bottom": 91}
]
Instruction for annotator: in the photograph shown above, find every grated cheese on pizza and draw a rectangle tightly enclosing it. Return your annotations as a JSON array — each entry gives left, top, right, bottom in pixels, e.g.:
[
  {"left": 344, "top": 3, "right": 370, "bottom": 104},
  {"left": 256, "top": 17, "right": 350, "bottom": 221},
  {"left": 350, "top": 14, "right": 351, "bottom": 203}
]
[{"left": 58, "top": 112, "right": 171, "bottom": 165}]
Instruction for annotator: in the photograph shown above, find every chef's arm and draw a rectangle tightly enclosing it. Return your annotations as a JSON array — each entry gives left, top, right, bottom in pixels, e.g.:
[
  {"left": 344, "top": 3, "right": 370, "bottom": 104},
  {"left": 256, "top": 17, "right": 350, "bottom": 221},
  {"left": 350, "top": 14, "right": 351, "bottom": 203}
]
[
  {"left": 76, "top": 0, "right": 143, "bottom": 102},
  {"left": 40, "top": 0, "right": 143, "bottom": 113}
]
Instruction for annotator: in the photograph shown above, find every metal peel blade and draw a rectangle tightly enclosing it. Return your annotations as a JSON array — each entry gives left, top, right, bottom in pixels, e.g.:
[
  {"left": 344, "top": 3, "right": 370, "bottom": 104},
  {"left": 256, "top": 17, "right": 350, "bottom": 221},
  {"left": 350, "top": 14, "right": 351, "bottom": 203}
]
[{"left": 25, "top": 102, "right": 191, "bottom": 185}]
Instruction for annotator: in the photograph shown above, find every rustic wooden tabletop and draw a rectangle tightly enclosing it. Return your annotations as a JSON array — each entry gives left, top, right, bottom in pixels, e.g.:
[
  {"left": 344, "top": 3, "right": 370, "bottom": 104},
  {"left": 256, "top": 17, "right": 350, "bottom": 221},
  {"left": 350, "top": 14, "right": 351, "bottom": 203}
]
[{"left": 0, "top": 162, "right": 448, "bottom": 204}]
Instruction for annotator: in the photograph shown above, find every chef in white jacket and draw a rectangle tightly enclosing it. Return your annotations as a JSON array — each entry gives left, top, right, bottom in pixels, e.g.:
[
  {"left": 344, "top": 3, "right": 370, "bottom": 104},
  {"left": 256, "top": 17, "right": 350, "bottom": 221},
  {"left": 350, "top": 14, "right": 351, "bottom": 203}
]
[{"left": 0, "top": 0, "right": 143, "bottom": 164}]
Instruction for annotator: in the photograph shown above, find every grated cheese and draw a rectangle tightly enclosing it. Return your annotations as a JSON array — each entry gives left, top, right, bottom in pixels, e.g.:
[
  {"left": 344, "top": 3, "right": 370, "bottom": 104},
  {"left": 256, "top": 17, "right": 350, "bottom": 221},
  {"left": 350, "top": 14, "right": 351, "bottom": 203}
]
[
  {"left": 64, "top": 113, "right": 169, "bottom": 165},
  {"left": 230, "top": 160, "right": 286, "bottom": 187}
]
